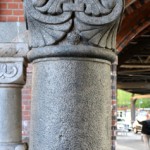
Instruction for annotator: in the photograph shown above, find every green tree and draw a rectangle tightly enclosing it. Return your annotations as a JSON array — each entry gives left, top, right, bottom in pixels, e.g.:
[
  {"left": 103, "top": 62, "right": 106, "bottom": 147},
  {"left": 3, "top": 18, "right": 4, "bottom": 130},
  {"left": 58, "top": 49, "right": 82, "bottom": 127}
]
[
  {"left": 117, "top": 89, "right": 132, "bottom": 108},
  {"left": 117, "top": 89, "right": 150, "bottom": 108},
  {"left": 135, "top": 98, "right": 150, "bottom": 108}
]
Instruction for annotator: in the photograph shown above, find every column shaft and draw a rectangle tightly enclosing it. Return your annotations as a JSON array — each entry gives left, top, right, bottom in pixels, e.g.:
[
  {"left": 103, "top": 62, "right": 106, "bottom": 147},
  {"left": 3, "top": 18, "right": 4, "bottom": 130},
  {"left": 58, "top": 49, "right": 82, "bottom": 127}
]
[
  {"left": 0, "top": 57, "right": 27, "bottom": 150},
  {"left": 30, "top": 58, "right": 112, "bottom": 150},
  {"left": 0, "top": 85, "right": 22, "bottom": 142}
]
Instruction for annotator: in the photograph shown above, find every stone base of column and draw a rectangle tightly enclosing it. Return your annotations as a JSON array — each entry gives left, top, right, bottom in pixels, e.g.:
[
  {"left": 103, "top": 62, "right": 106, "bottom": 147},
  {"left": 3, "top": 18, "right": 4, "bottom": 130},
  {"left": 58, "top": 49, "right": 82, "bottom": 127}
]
[{"left": 0, "top": 143, "right": 27, "bottom": 150}]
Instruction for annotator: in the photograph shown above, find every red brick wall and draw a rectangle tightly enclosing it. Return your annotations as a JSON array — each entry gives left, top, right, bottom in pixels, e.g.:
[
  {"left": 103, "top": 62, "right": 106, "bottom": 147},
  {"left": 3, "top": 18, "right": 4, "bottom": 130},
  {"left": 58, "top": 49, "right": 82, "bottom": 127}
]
[
  {"left": 111, "top": 62, "right": 117, "bottom": 150},
  {"left": 0, "top": 0, "right": 24, "bottom": 22},
  {"left": 22, "top": 65, "right": 32, "bottom": 138}
]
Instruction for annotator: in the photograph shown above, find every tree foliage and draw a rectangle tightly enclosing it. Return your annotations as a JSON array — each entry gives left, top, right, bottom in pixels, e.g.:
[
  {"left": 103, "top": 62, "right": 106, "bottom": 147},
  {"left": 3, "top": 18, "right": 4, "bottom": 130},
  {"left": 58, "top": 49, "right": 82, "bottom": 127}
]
[
  {"left": 117, "top": 89, "right": 150, "bottom": 108},
  {"left": 117, "top": 89, "right": 132, "bottom": 108}
]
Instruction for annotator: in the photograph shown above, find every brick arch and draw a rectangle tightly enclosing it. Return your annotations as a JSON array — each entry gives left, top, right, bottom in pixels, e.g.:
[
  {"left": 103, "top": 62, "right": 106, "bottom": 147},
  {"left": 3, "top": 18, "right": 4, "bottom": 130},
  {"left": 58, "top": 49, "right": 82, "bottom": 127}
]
[{"left": 117, "top": 0, "right": 150, "bottom": 52}]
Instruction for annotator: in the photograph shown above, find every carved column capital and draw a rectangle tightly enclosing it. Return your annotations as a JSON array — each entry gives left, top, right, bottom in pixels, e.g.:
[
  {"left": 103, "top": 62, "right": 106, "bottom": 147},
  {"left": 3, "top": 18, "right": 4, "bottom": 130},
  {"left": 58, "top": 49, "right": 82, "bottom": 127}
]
[
  {"left": 24, "top": 0, "right": 124, "bottom": 62},
  {"left": 0, "top": 58, "right": 26, "bottom": 85},
  {"left": 0, "top": 43, "right": 28, "bottom": 85}
]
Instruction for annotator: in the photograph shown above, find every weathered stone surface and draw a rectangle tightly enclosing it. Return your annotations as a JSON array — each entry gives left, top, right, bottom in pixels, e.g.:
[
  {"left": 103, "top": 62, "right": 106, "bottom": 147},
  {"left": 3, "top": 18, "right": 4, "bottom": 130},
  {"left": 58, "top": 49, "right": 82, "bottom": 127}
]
[
  {"left": 24, "top": 1, "right": 124, "bottom": 150},
  {"left": 0, "top": 86, "right": 22, "bottom": 142},
  {"left": 27, "top": 45, "right": 116, "bottom": 62},
  {"left": 0, "top": 23, "right": 27, "bottom": 43},
  {"left": 25, "top": 0, "right": 124, "bottom": 60},
  {"left": 0, "top": 58, "right": 26, "bottom": 84},
  {"left": 0, "top": 143, "right": 27, "bottom": 150},
  {"left": 0, "top": 57, "right": 27, "bottom": 150},
  {"left": 0, "top": 43, "right": 28, "bottom": 57},
  {"left": 30, "top": 58, "right": 112, "bottom": 150}
]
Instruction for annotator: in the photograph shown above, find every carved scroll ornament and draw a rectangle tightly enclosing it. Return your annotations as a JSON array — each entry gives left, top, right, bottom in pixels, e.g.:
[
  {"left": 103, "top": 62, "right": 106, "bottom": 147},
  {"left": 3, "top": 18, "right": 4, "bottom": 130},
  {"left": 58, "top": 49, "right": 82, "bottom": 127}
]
[
  {"left": 0, "top": 64, "right": 17, "bottom": 79},
  {"left": 25, "top": 0, "right": 124, "bottom": 61},
  {"left": 0, "top": 58, "right": 25, "bottom": 84}
]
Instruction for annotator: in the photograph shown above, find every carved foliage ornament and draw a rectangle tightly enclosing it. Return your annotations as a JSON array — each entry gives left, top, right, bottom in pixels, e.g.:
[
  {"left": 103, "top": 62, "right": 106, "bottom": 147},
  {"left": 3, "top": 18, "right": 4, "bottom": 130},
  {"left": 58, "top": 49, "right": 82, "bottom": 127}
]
[{"left": 25, "top": 0, "right": 124, "bottom": 50}]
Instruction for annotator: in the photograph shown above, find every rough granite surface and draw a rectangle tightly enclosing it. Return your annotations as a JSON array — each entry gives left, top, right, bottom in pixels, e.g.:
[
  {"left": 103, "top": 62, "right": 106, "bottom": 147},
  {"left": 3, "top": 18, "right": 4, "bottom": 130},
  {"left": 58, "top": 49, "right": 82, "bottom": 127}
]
[
  {"left": 0, "top": 87, "right": 22, "bottom": 142},
  {"left": 30, "top": 58, "right": 112, "bottom": 150},
  {"left": 23, "top": 1, "right": 124, "bottom": 150},
  {"left": 0, "top": 58, "right": 27, "bottom": 150},
  {"left": 0, "top": 23, "right": 27, "bottom": 43}
]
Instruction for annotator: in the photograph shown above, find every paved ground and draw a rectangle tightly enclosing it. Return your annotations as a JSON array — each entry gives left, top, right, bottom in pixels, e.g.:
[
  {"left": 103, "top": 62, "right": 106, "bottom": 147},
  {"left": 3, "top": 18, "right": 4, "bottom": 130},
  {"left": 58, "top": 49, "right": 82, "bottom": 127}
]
[{"left": 116, "top": 132, "right": 145, "bottom": 150}]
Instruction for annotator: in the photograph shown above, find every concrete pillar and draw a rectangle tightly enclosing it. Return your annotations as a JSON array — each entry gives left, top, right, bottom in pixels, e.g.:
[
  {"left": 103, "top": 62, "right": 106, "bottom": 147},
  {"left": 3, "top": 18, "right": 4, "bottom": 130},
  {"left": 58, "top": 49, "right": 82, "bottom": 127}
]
[
  {"left": 131, "top": 99, "right": 136, "bottom": 124},
  {"left": 24, "top": 0, "right": 124, "bottom": 149},
  {"left": 0, "top": 43, "right": 28, "bottom": 150}
]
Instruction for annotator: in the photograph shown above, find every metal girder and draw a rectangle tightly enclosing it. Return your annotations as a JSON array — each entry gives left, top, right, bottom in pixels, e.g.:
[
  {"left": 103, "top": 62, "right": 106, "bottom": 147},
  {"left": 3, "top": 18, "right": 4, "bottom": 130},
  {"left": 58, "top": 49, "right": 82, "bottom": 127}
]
[
  {"left": 120, "top": 64, "right": 150, "bottom": 68},
  {"left": 118, "top": 82, "right": 150, "bottom": 89}
]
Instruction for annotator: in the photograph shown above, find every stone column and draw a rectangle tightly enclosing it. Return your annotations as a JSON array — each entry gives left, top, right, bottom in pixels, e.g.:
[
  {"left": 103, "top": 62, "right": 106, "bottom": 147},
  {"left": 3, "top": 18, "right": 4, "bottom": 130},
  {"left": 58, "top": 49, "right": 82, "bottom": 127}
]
[
  {"left": 24, "top": 0, "right": 124, "bottom": 149},
  {"left": 0, "top": 43, "right": 28, "bottom": 150}
]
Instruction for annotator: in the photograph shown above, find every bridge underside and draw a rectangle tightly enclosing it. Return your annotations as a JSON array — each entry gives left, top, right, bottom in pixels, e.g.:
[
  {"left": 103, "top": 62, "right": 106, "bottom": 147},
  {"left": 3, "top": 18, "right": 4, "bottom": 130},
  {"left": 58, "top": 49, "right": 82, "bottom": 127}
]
[{"left": 118, "top": 26, "right": 150, "bottom": 94}]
